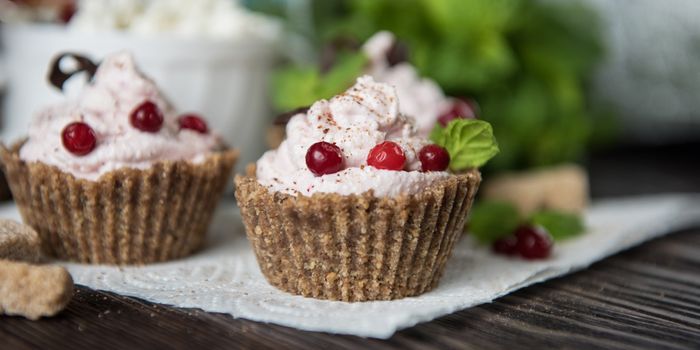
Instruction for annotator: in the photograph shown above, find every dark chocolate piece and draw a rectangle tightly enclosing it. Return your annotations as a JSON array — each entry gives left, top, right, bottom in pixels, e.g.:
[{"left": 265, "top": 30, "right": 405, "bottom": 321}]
[
  {"left": 386, "top": 40, "right": 409, "bottom": 67},
  {"left": 48, "top": 53, "right": 98, "bottom": 92}
]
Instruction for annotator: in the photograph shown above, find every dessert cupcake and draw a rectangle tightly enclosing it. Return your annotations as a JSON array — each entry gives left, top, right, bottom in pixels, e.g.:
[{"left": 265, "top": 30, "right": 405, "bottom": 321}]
[
  {"left": 236, "top": 76, "right": 497, "bottom": 301},
  {"left": 0, "top": 52, "right": 237, "bottom": 264}
]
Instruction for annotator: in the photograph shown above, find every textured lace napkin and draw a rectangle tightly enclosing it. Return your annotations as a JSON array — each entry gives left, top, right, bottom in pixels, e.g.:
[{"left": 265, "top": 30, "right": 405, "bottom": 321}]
[{"left": 0, "top": 194, "right": 698, "bottom": 338}]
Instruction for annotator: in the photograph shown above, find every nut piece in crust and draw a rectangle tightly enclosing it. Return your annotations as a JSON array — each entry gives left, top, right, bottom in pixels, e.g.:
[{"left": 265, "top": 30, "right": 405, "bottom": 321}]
[
  {"left": 0, "top": 260, "right": 73, "bottom": 320},
  {"left": 0, "top": 219, "right": 42, "bottom": 263},
  {"left": 482, "top": 163, "right": 589, "bottom": 216}
]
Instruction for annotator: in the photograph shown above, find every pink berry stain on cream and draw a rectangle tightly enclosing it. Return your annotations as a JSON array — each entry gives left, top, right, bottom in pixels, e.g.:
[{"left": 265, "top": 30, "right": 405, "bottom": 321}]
[
  {"left": 19, "top": 52, "right": 221, "bottom": 181},
  {"left": 256, "top": 76, "right": 450, "bottom": 198}
]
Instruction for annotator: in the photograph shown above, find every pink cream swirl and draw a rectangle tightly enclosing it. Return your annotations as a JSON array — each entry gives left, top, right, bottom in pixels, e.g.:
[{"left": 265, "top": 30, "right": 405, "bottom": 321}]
[
  {"left": 19, "top": 52, "right": 221, "bottom": 181},
  {"left": 256, "top": 76, "right": 449, "bottom": 198}
]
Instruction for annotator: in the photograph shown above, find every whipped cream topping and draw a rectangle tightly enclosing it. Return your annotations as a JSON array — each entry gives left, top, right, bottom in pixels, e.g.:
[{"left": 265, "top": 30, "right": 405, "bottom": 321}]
[
  {"left": 363, "top": 31, "right": 451, "bottom": 137},
  {"left": 19, "top": 52, "right": 221, "bottom": 181},
  {"left": 69, "top": 0, "right": 280, "bottom": 42},
  {"left": 256, "top": 76, "right": 449, "bottom": 198}
]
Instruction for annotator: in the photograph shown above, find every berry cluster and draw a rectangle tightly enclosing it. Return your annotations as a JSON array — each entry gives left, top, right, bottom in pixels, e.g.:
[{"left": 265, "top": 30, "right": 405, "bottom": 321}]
[
  {"left": 61, "top": 100, "right": 209, "bottom": 156},
  {"left": 305, "top": 140, "right": 450, "bottom": 176},
  {"left": 492, "top": 225, "right": 553, "bottom": 260}
]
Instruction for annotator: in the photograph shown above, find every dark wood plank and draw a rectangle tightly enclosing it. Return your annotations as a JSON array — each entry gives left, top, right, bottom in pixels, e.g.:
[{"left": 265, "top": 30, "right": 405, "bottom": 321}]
[{"left": 1, "top": 227, "right": 698, "bottom": 350}]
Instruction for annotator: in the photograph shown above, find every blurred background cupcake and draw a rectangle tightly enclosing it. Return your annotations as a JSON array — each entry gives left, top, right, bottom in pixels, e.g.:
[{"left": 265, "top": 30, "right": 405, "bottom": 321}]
[
  {"left": 0, "top": 0, "right": 283, "bottom": 173},
  {"left": 1, "top": 51, "right": 239, "bottom": 264}
]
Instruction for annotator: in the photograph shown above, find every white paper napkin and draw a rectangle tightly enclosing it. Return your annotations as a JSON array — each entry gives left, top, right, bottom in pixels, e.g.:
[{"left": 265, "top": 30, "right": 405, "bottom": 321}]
[{"left": 0, "top": 194, "right": 698, "bottom": 338}]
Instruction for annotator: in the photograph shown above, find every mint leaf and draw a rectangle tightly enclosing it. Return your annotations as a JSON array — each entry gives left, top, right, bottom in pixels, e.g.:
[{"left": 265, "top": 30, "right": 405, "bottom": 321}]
[
  {"left": 430, "top": 119, "right": 499, "bottom": 171},
  {"left": 530, "top": 210, "right": 584, "bottom": 241},
  {"left": 468, "top": 201, "right": 520, "bottom": 244}
]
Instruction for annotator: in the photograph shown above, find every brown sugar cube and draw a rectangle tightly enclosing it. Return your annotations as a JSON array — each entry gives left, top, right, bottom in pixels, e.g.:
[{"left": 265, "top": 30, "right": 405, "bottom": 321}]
[
  {"left": 0, "top": 260, "right": 73, "bottom": 320},
  {"left": 0, "top": 219, "right": 42, "bottom": 263},
  {"left": 482, "top": 163, "right": 589, "bottom": 216}
]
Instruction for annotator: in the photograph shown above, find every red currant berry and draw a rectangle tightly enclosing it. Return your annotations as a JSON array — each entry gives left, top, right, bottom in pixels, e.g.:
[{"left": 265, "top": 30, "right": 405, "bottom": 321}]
[
  {"left": 492, "top": 235, "right": 518, "bottom": 256},
  {"left": 305, "top": 141, "right": 344, "bottom": 176},
  {"left": 367, "top": 141, "right": 406, "bottom": 171},
  {"left": 130, "top": 101, "right": 163, "bottom": 133},
  {"left": 437, "top": 98, "right": 477, "bottom": 127},
  {"left": 179, "top": 114, "right": 208, "bottom": 134},
  {"left": 61, "top": 122, "right": 97, "bottom": 156},
  {"left": 419, "top": 144, "right": 450, "bottom": 172},
  {"left": 514, "top": 225, "right": 553, "bottom": 260}
]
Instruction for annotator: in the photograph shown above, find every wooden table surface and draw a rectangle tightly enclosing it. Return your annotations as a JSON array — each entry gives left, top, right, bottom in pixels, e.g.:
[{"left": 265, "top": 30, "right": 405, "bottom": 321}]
[{"left": 1, "top": 143, "right": 699, "bottom": 350}]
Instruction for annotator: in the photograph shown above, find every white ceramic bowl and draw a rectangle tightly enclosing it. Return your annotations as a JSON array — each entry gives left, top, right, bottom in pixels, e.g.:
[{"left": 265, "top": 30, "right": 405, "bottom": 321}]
[{"left": 1, "top": 23, "right": 279, "bottom": 168}]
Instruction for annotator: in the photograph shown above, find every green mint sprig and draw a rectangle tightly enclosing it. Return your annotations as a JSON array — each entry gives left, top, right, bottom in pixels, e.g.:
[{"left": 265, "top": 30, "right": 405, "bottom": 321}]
[
  {"left": 430, "top": 119, "right": 499, "bottom": 171},
  {"left": 468, "top": 200, "right": 585, "bottom": 243}
]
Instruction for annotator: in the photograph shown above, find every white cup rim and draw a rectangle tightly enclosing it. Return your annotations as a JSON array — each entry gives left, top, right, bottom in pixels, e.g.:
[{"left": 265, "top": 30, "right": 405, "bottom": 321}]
[{"left": 2, "top": 23, "right": 280, "bottom": 62}]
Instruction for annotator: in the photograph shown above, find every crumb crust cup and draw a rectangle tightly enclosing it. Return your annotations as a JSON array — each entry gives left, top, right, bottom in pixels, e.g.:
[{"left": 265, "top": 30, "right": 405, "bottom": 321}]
[
  {"left": 1, "top": 142, "right": 238, "bottom": 265},
  {"left": 235, "top": 168, "right": 480, "bottom": 301}
]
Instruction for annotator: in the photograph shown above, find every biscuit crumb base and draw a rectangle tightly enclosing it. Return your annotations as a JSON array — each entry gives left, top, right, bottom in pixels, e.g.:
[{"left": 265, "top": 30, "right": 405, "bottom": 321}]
[
  {"left": 1, "top": 142, "right": 238, "bottom": 265},
  {"left": 0, "top": 260, "right": 73, "bottom": 320},
  {"left": 235, "top": 169, "right": 481, "bottom": 302},
  {"left": 0, "top": 219, "right": 42, "bottom": 263}
]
